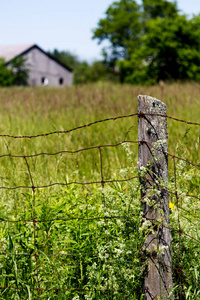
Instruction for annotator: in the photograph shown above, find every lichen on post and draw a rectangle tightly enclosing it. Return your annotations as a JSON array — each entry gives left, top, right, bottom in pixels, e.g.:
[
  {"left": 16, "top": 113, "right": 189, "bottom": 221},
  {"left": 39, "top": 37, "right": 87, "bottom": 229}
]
[{"left": 138, "top": 95, "right": 173, "bottom": 299}]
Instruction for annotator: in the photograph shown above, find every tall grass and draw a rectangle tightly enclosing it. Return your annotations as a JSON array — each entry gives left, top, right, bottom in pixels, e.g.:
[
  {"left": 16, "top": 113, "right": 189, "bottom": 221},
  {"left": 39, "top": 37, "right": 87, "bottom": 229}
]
[{"left": 0, "top": 82, "right": 199, "bottom": 299}]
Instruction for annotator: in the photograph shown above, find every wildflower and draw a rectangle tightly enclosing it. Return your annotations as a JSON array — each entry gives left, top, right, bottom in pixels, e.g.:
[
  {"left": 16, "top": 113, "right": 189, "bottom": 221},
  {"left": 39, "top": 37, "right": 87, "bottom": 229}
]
[
  {"left": 83, "top": 190, "right": 87, "bottom": 194},
  {"left": 72, "top": 296, "right": 80, "bottom": 300},
  {"left": 169, "top": 202, "right": 175, "bottom": 210}
]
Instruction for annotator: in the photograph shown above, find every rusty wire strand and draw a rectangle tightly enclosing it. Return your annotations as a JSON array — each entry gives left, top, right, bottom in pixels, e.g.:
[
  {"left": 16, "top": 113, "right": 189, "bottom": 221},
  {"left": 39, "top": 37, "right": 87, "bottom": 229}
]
[
  {"left": 0, "top": 112, "right": 199, "bottom": 139},
  {"left": 0, "top": 112, "right": 199, "bottom": 297},
  {"left": 155, "top": 259, "right": 200, "bottom": 288},
  {"left": 0, "top": 176, "right": 140, "bottom": 190},
  {"left": 0, "top": 113, "right": 138, "bottom": 139}
]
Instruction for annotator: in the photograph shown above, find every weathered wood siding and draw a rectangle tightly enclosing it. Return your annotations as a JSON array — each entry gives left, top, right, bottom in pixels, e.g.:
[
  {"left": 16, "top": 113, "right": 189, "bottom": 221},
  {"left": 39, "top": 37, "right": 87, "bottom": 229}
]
[{"left": 25, "top": 47, "right": 73, "bottom": 87}]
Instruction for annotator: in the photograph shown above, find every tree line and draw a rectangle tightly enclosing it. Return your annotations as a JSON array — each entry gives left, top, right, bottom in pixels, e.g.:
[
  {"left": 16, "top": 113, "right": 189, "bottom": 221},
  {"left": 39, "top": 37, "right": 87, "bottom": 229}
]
[
  {"left": 93, "top": 0, "right": 200, "bottom": 84},
  {"left": 52, "top": 0, "right": 200, "bottom": 85},
  {"left": 48, "top": 49, "right": 119, "bottom": 84},
  {"left": 1, "top": 0, "right": 200, "bottom": 86}
]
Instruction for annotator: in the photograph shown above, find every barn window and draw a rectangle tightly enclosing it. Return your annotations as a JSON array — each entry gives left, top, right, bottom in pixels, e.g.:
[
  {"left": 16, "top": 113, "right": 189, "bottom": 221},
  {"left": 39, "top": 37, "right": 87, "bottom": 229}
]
[
  {"left": 59, "top": 77, "right": 64, "bottom": 85},
  {"left": 41, "top": 77, "right": 49, "bottom": 86}
]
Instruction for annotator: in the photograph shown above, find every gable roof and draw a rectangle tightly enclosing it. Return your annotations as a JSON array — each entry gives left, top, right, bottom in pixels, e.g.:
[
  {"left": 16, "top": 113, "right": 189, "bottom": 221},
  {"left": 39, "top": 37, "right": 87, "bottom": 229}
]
[{"left": 0, "top": 44, "right": 72, "bottom": 72}]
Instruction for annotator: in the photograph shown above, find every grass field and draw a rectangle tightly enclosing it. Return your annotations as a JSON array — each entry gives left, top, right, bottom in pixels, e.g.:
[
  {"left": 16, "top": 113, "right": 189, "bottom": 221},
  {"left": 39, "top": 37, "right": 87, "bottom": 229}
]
[{"left": 0, "top": 82, "right": 199, "bottom": 299}]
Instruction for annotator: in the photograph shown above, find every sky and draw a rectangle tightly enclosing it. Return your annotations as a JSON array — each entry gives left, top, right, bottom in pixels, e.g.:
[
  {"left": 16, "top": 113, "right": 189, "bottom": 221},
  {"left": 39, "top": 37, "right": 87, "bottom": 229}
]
[{"left": 1, "top": 0, "right": 200, "bottom": 62}]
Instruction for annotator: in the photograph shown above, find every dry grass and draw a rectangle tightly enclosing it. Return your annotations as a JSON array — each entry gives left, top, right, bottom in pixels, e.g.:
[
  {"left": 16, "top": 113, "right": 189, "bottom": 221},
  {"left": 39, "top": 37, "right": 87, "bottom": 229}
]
[
  {"left": 0, "top": 82, "right": 199, "bottom": 299},
  {"left": 0, "top": 82, "right": 199, "bottom": 184}
]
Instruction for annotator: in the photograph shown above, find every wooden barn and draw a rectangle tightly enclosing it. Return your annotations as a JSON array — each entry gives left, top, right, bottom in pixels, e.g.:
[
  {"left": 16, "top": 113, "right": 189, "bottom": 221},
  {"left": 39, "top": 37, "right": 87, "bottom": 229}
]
[{"left": 0, "top": 44, "right": 73, "bottom": 86}]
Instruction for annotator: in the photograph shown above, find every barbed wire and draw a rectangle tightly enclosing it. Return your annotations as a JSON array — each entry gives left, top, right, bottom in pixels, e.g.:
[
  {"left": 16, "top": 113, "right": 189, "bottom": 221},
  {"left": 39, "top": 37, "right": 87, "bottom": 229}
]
[
  {"left": 0, "top": 113, "right": 199, "bottom": 139},
  {"left": 0, "top": 112, "right": 199, "bottom": 299}
]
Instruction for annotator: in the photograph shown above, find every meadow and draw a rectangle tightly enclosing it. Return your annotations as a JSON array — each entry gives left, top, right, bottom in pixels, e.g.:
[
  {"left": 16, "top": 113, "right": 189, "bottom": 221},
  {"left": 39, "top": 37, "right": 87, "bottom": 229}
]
[{"left": 0, "top": 82, "right": 199, "bottom": 299}]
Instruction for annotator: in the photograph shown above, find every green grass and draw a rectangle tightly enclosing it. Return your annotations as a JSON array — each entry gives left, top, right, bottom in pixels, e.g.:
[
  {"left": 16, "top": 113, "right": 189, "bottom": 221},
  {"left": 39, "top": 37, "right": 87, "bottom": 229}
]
[{"left": 0, "top": 82, "right": 199, "bottom": 299}]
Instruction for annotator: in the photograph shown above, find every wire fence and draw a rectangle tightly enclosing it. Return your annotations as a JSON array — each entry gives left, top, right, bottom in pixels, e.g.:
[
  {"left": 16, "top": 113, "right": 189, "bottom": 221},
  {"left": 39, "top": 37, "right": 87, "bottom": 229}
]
[{"left": 0, "top": 108, "right": 199, "bottom": 299}]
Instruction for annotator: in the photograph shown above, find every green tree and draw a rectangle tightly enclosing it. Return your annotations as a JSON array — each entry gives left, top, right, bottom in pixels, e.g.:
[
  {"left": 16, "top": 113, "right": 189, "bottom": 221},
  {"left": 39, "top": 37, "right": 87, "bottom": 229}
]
[
  {"left": 73, "top": 61, "right": 92, "bottom": 84},
  {"left": 89, "top": 61, "right": 111, "bottom": 82},
  {"left": 0, "top": 58, "right": 14, "bottom": 87},
  {"left": 0, "top": 56, "right": 29, "bottom": 87},
  {"left": 92, "top": 0, "right": 200, "bottom": 84},
  {"left": 49, "top": 49, "right": 79, "bottom": 70},
  {"left": 93, "top": 0, "right": 142, "bottom": 63},
  {"left": 121, "top": 14, "right": 200, "bottom": 84},
  {"left": 10, "top": 56, "right": 29, "bottom": 86},
  {"left": 73, "top": 61, "right": 112, "bottom": 84},
  {"left": 50, "top": 49, "right": 116, "bottom": 84},
  {"left": 142, "top": 0, "right": 178, "bottom": 19},
  {"left": 93, "top": 0, "right": 178, "bottom": 61}
]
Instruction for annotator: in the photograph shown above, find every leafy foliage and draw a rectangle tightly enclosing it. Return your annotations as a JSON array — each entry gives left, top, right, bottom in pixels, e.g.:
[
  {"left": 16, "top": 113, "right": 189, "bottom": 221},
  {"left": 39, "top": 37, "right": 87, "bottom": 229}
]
[
  {"left": 169, "top": 161, "right": 200, "bottom": 299},
  {"left": 0, "top": 58, "right": 14, "bottom": 87},
  {"left": 73, "top": 61, "right": 114, "bottom": 84},
  {"left": 142, "top": 0, "right": 178, "bottom": 20},
  {"left": 93, "top": 0, "right": 200, "bottom": 84},
  {"left": 93, "top": 0, "right": 142, "bottom": 62},
  {"left": 0, "top": 172, "right": 145, "bottom": 299},
  {"left": 9, "top": 56, "right": 29, "bottom": 86},
  {"left": 0, "top": 56, "right": 29, "bottom": 87},
  {"left": 122, "top": 15, "right": 200, "bottom": 84},
  {"left": 48, "top": 49, "right": 79, "bottom": 70}
]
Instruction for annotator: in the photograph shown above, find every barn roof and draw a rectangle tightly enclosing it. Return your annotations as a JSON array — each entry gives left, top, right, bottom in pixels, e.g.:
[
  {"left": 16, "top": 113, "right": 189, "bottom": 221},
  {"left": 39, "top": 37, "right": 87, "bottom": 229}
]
[
  {"left": 0, "top": 44, "right": 72, "bottom": 72},
  {"left": 0, "top": 44, "right": 35, "bottom": 62}
]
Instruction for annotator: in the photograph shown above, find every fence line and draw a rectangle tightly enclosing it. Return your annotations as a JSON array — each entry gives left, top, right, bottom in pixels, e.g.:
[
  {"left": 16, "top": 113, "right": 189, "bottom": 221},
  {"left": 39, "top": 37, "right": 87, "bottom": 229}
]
[
  {"left": 0, "top": 113, "right": 198, "bottom": 140},
  {"left": 0, "top": 106, "right": 199, "bottom": 299}
]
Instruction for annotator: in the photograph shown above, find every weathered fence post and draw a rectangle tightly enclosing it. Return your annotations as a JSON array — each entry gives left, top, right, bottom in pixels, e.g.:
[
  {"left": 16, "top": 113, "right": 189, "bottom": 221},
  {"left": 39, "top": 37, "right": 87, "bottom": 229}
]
[{"left": 138, "top": 95, "right": 173, "bottom": 299}]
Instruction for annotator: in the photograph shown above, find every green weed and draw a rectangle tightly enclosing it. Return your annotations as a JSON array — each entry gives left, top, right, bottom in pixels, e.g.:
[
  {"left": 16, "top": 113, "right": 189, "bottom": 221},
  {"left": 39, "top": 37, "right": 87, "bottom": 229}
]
[{"left": 0, "top": 83, "right": 199, "bottom": 299}]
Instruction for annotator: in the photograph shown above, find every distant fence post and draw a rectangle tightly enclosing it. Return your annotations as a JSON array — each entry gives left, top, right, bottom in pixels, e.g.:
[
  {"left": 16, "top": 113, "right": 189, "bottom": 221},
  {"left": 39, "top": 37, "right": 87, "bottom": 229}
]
[{"left": 138, "top": 95, "right": 173, "bottom": 299}]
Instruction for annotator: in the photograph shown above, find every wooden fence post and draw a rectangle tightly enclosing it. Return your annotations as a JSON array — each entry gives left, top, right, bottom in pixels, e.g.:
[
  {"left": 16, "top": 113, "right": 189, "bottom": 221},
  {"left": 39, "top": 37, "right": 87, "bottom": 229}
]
[{"left": 138, "top": 95, "right": 173, "bottom": 299}]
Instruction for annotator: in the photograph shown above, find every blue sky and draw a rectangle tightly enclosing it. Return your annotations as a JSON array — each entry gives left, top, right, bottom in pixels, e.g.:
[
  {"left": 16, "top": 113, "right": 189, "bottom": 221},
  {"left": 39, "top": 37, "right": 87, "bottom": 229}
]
[{"left": 1, "top": 0, "right": 200, "bottom": 62}]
